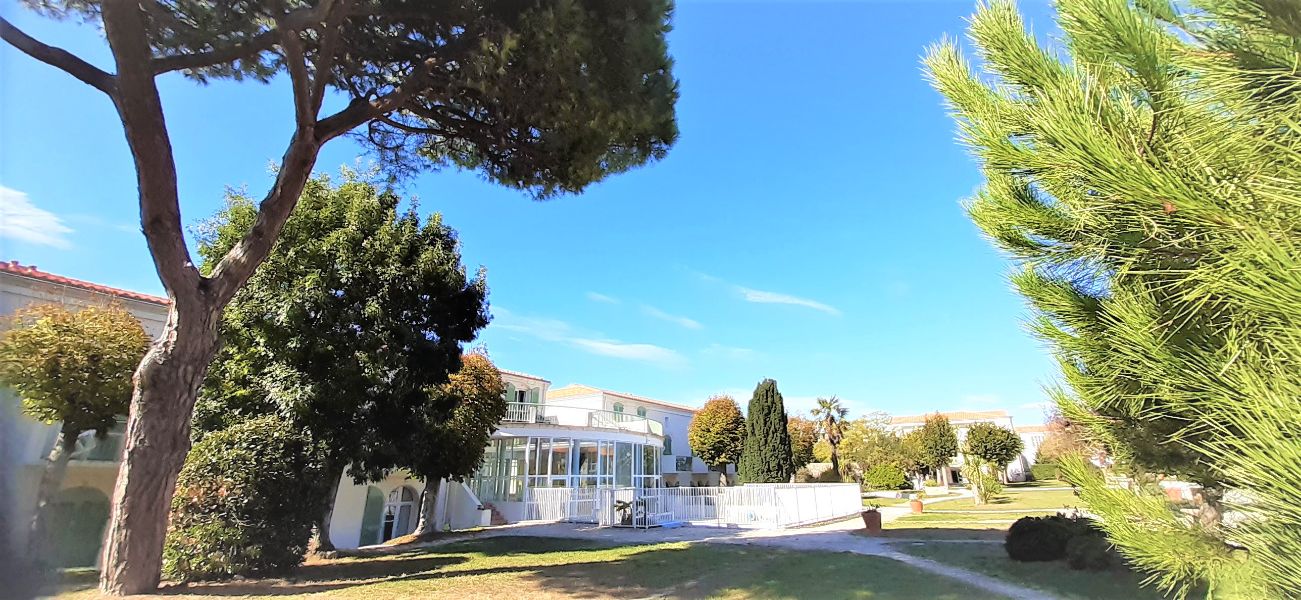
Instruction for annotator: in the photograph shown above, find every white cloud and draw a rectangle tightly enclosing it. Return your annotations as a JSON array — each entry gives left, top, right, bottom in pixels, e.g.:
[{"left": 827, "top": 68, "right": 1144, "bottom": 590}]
[
  {"left": 0, "top": 186, "right": 73, "bottom": 249},
  {"left": 586, "top": 291, "right": 619, "bottom": 304},
  {"left": 569, "top": 339, "right": 686, "bottom": 368},
  {"left": 701, "top": 343, "right": 759, "bottom": 361},
  {"left": 735, "top": 285, "right": 842, "bottom": 316},
  {"left": 690, "top": 269, "right": 841, "bottom": 316},
  {"left": 490, "top": 307, "right": 686, "bottom": 369},
  {"left": 641, "top": 305, "right": 702, "bottom": 330}
]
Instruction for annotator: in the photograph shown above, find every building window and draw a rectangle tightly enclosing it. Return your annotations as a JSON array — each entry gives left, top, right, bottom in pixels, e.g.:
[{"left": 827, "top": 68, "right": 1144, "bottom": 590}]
[
  {"left": 675, "top": 456, "right": 693, "bottom": 472},
  {"left": 612, "top": 402, "right": 624, "bottom": 413},
  {"left": 663, "top": 435, "right": 672, "bottom": 455},
  {"left": 636, "top": 406, "right": 647, "bottom": 417}
]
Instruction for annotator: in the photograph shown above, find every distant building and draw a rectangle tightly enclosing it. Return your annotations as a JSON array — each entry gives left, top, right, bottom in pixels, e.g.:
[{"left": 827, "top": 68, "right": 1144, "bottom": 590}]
[{"left": 887, "top": 410, "right": 1043, "bottom": 484}]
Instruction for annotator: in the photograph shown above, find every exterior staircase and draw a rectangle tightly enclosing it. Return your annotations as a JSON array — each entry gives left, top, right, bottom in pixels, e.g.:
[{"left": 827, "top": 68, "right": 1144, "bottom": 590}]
[{"left": 482, "top": 502, "right": 509, "bottom": 526}]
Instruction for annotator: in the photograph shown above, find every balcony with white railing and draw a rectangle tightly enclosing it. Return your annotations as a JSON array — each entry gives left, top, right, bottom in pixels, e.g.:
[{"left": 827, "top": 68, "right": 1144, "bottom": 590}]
[{"left": 503, "top": 402, "right": 663, "bottom": 437}]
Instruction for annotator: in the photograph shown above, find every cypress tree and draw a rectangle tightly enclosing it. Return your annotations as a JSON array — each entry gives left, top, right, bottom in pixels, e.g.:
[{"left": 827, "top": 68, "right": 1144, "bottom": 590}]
[{"left": 738, "top": 379, "right": 795, "bottom": 483}]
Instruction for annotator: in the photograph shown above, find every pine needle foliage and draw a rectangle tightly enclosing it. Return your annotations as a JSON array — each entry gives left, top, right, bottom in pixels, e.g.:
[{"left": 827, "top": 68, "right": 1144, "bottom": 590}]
[{"left": 926, "top": 1, "right": 1301, "bottom": 597}]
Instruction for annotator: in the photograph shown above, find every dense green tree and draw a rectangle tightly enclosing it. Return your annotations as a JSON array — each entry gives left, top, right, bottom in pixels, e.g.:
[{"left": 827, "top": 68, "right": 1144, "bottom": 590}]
[
  {"left": 0, "top": 303, "right": 149, "bottom": 568},
  {"left": 405, "top": 353, "right": 507, "bottom": 537},
  {"left": 811, "top": 396, "right": 848, "bottom": 479},
  {"left": 913, "top": 415, "right": 958, "bottom": 485},
  {"left": 738, "top": 379, "right": 795, "bottom": 484},
  {"left": 928, "top": 0, "right": 1301, "bottom": 595},
  {"left": 195, "top": 173, "right": 489, "bottom": 551},
  {"left": 964, "top": 423, "right": 1024, "bottom": 473},
  {"left": 787, "top": 416, "right": 818, "bottom": 470},
  {"left": 839, "top": 413, "right": 914, "bottom": 478},
  {"left": 1, "top": 0, "right": 678, "bottom": 591},
  {"left": 963, "top": 423, "right": 1023, "bottom": 504},
  {"left": 687, "top": 395, "right": 746, "bottom": 480}
]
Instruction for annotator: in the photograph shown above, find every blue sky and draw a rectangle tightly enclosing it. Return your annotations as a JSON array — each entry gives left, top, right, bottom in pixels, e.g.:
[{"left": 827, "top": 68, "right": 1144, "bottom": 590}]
[{"left": 0, "top": 1, "right": 1062, "bottom": 425}]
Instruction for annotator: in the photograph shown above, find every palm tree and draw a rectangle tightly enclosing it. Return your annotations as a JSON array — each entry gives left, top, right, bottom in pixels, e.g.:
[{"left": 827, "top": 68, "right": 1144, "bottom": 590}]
[{"left": 811, "top": 396, "right": 848, "bottom": 478}]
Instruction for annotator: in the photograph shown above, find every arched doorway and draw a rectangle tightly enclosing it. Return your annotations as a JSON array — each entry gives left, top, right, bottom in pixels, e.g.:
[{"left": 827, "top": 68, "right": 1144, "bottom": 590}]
[
  {"left": 381, "top": 486, "right": 417, "bottom": 542},
  {"left": 358, "top": 486, "right": 385, "bottom": 546},
  {"left": 45, "top": 486, "right": 110, "bottom": 567}
]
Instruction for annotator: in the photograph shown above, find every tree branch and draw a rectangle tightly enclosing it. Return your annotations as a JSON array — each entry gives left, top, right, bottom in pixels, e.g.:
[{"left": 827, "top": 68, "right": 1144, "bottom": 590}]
[
  {"left": 100, "top": 2, "right": 198, "bottom": 304},
  {"left": 150, "top": 1, "right": 342, "bottom": 76},
  {"left": 279, "top": 30, "right": 315, "bottom": 129},
  {"left": 309, "top": 0, "right": 349, "bottom": 115},
  {"left": 315, "top": 58, "right": 441, "bottom": 144},
  {"left": 0, "top": 16, "right": 115, "bottom": 95}
]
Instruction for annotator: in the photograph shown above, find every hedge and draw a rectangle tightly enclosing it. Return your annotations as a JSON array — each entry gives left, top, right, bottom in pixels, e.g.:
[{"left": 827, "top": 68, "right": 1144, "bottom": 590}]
[{"left": 163, "top": 416, "right": 329, "bottom": 581}]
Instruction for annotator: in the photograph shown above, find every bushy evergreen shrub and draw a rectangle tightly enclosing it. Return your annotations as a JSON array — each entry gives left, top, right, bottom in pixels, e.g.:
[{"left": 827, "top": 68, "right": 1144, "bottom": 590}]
[
  {"left": 163, "top": 416, "right": 328, "bottom": 581},
  {"left": 863, "top": 464, "right": 909, "bottom": 490},
  {"left": 1005, "top": 514, "right": 1097, "bottom": 562},
  {"left": 1030, "top": 463, "right": 1059, "bottom": 481},
  {"left": 1065, "top": 534, "right": 1113, "bottom": 571}
]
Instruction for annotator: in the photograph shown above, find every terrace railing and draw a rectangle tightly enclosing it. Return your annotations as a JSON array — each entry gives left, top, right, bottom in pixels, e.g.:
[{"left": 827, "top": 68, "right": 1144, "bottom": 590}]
[
  {"left": 524, "top": 483, "right": 861, "bottom": 529},
  {"left": 502, "top": 402, "right": 663, "bottom": 437}
]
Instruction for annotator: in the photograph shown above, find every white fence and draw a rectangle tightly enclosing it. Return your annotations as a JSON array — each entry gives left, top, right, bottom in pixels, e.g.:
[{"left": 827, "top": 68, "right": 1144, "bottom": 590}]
[{"left": 524, "top": 483, "right": 861, "bottom": 529}]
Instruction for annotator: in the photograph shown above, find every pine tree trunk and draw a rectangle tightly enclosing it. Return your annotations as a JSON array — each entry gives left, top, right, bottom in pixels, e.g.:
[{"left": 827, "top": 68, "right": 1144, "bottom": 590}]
[
  {"left": 413, "top": 479, "right": 442, "bottom": 536},
  {"left": 99, "top": 306, "right": 220, "bottom": 595},
  {"left": 29, "top": 425, "right": 81, "bottom": 568},
  {"left": 315, "top": 464, "right": 345, "bottom": 553}
]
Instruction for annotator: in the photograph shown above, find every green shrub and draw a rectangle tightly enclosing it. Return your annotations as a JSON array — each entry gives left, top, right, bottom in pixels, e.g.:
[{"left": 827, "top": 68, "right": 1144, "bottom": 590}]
[
  {"left": 163, "top": 416, "right": 329, "bottom": 582},
  {"left": 1030, "top": 462, "right": 1059, "bottom": 481},
  {"left": 1065, "top": 534, "right": 1113, "bottom": 571},
  {"left": 863, "top": 464, "right": 909, "bottom": 490},
  {"left": 1005, "top": 514, "right": 1096, "bottom": 562},
  {"left": 923, "top": 478, "right": 939, "bottom": 487}
]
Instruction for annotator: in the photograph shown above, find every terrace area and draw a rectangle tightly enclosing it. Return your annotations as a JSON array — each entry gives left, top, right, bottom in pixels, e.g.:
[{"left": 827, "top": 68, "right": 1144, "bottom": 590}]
[{"left": 502, "top": 401, "right": 664, "bottom": 437}]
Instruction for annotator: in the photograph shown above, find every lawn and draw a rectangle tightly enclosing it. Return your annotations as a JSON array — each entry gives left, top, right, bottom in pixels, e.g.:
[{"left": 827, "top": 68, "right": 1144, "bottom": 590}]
[
  {"left": 1005, "top": 479, "right": 1071, "bottom": 489},
  {"left": 895, "top": 542, "right": 1175, "bottom": 600},
  {"left": 53, "top": 536, "right": 1007, "bottom": 599},
  {"left": 927, "top": 488, "right": 1082, "bottom": 512},
  {"left": 864, "top": 496, "right": 913, "bottom": 506}
]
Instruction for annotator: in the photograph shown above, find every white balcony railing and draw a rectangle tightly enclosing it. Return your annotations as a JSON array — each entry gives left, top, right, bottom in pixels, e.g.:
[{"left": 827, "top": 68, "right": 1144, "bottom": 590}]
[{"left": 503, "top": 402, "right": 663, "bottom": 437}]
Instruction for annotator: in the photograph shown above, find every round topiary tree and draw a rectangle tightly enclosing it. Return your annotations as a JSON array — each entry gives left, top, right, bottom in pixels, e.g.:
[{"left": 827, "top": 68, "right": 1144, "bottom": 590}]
[
  {"left": 163, "top": 416, "right": 328, "bottom": 582},
  {"left": 863, "top": 464, "right": 909, "bottom": 491}
]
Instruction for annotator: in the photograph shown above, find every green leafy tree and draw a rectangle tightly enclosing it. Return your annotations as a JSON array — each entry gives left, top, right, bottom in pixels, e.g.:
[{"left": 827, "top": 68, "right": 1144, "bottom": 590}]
[
  {"left": 404, "top": 353, "right": 507, "bottom": 537},
  {"left": 811, "top": 396, "right": 848, "bottom": 479},
  {"left": 812, "top": 438, "right": 833, "bottom": 463},
  {"left": 0, "top": 303, "right": 149, "bottom": 567},
  {"left": 913, "top": 414, "right": 958, "bottom": 485},
  {"left": 927, "top": 0, "right": 1301, "bottom": 595},
  {"left": 687, "top": 395, "right": 746, "bottom": 480},
  {"left": 738, "top": 379, "right": 795, "bottom": 484},
  {"left": 1, "top": 1, "right": 678, "bottom": 591},
  {"left": 839, "top": 413, "right": 914, "bottom": 478},
  {"left": 963, "top": 423, "right": 1023, "bottom": 505},
  {"left": 787, "top": 416, "right": 818, "bottom": 470},
  {"left": 195, "top": 173, "right": 489, "bottom": 551}
]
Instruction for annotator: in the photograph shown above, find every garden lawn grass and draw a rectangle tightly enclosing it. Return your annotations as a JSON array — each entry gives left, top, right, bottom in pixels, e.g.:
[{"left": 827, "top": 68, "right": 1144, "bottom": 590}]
[
  {"left": 53, "top": 536, "right": 1007, "bottom": 600},
  {"left": 927, "top": 488, "right": 1082, "bottom": 512},
  {"left": 895, "top": 541, "right": 1175, "bottom": 600},
  {"left": 1004, "top": 479, "right": 1070, "bottom": 489},
  {"left": 864, "top": 496, "right": 913, "bottom": 506}
]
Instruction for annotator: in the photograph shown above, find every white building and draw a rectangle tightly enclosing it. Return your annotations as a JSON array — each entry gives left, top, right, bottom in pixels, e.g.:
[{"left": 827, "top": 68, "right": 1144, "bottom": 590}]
[
  {"left": 326, "top": 380, "right": 732, "bottom": 546},
  {"left": 887, "top": 410, "right": 1042, "bottom": 484},
  {"left": 1, "top": 262, "right": 169, "bottom": 568}
]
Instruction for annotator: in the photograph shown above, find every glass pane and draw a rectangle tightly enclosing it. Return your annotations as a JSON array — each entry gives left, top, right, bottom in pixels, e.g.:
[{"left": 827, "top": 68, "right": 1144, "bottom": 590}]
[
  {"left": 396, "top": 504, "right": 412, "bottom": 536},
  {"left": 616, "top": 442, "right": 633, "bottom": 487},
  {"left": 400, "top": 486, "right": 415, "bottom": 502},
  {"left": 577, "top": 441, "right": 598, "bottom": 476},
  {"left": 550, "top": 438, "right": 571, "bottom": 476},
  {"left": 643, "top": 445, "right": 657, "bottom": 475},
  {"left": 599, "top": 441, "right": 615, "bottom": 476}
]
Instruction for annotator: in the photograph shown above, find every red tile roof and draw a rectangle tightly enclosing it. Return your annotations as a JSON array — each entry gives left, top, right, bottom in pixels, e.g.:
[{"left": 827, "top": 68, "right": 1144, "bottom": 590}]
[
  {"left": 1, "top": 261, "right": 169, "bottom": 306},
  {"left": 889, "top": 410, "right": 1011, "bottom": 425}
]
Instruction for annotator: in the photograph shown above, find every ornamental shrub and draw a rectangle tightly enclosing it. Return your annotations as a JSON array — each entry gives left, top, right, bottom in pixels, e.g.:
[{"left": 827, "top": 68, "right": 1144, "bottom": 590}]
[
  {"left": 863, "top": 464, "right": 909, "bottom": 490},
  {"left": 1065, "top": 534, "right": 1113, "bottom": 571},
  {"left": 1030, "top": 463, "right": 1059, "bottom": 481},
  {"left": 163, "top": 416, "right": 329, "bottom": 581},
  {"left": 1005, "top": 514, "right": 1096, "bottom": 562}
]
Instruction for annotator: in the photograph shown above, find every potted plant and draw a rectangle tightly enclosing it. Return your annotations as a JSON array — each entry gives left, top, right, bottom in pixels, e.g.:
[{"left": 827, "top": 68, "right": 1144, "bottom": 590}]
[
  {"left": 614, "top": 500, "right": 634, "bottom": 526},
  {"left": 860, "top": 503, "right": 883, "bottom": 535},
  {"left": 909, "top": 490, "right": 925, "bottom": 514}
]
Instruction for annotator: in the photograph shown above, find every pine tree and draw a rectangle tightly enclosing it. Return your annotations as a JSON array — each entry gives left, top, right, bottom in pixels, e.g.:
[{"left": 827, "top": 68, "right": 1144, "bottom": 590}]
[
  {"left": 738, "top": 379, "right": 795, "bottom": 483},
  {"left": 927, "top": 1, "right": 1301, "bottom": 596}
]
